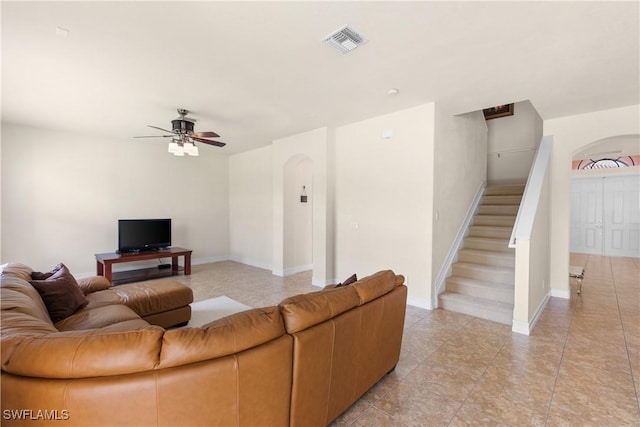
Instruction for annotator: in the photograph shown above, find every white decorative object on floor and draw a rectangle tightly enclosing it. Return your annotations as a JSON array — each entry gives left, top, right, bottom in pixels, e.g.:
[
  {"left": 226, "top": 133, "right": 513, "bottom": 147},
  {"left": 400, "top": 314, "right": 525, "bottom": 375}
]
[{"left": 187, "top": 296, "right": 252, "bottom": 328}]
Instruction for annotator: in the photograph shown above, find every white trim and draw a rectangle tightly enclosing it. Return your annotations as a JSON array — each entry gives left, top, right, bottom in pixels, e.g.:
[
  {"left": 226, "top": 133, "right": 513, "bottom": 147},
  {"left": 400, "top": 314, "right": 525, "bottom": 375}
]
[
  {"left": 407, "top": 296, "right": 433, "bottom": 310},
  {"left": 192, "top": 256, "right": 229, "bottom": 266},
  {"left": 511, "top": 319, "right": 530, "bottom": 335},
  {"left": 551, "top": 288, "right": 570, "bottom": 299},
  {"left": 283, "top": 264, "right": 313, "bottom": 277},
  {"left": 313, "top": 276, "right": 335, "bottom": 288},
  {"left": 509, "top": 135, "right": 553, "bottom": 248},
  {"left": 433, "top": 181, "right": 485, "bottom": 304},
  {"left": 228, "top": 255, "right": 273, "bottom": 272},
  {"left": 511, "top": 292, "right": 550, "bottom": 335}
]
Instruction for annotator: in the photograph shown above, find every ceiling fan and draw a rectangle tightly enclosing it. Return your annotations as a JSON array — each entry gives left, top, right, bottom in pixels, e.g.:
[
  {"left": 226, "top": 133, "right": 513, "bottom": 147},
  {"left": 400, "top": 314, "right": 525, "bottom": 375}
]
[{"left": 134, "top": 108, "right": 226, "bottom": 156}]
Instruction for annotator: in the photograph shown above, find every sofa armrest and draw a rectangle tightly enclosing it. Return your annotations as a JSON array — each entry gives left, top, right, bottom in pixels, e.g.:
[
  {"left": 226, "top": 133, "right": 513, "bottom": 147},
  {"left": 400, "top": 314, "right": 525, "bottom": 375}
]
[{"left": 76, "top": 276, "right": 111, "bottom": 294}]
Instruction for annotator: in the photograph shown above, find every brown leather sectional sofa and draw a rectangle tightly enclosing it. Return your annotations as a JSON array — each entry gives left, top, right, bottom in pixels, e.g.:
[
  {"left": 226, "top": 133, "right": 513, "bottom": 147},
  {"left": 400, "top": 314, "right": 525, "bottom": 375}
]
[{"left": 1, "top": 263, "right": 407, "bottom": 427}]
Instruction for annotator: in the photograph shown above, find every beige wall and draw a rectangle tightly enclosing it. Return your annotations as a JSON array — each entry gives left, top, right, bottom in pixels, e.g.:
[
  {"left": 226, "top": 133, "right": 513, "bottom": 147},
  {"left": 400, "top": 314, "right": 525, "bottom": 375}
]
[
  {"left": 545, "top": 104, "right": 640, "bottom": 295},
  {"left": 1, "top": 123, "right": 230, "bottom": 275},
  {"left": 334, "top": 103, "right": 435, "bottom": 307},
  {"left": 487, "top": 100, "right": 543, "bottom": 184},
  {"left": 432, "top": 106, "right": 488, "bottom": 297},
  {"left": 229, "top": 146, "right": 273, "bottom": 269}
]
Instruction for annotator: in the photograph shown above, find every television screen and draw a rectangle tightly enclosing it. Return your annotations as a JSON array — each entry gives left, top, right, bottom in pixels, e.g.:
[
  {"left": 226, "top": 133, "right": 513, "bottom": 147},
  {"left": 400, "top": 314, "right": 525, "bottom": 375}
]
[{"left": 118, "top": 219, "right": 171, "bottom": 253}]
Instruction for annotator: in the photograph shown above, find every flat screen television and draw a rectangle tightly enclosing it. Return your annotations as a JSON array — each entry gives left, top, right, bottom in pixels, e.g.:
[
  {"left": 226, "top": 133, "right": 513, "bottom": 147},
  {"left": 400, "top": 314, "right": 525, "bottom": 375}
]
[{"left": 117, "top": 219, "right": 171, "bottom": 253}]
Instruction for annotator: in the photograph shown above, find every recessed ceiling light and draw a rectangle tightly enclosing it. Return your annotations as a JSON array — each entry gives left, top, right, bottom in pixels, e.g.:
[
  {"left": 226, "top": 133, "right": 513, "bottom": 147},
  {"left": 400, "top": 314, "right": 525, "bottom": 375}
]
[{"left": 387, "top": 88, "right": 399, "bottom": 95}]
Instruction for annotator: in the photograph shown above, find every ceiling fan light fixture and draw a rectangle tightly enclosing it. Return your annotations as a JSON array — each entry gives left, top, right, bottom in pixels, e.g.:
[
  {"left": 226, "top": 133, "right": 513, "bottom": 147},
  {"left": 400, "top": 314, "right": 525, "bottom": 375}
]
[
  {"left": 184, "top": 142, "right": 198, "bottom": 156},
  {"left": 168, "top": 141, "right": 180, "bottom": 153}
]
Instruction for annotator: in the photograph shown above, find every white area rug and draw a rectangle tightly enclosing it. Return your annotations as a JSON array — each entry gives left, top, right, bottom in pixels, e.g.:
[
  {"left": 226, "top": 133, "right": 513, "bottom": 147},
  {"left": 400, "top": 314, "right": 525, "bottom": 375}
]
[{"left": 187, "top": 296, "right": 252, "bottom": 328}]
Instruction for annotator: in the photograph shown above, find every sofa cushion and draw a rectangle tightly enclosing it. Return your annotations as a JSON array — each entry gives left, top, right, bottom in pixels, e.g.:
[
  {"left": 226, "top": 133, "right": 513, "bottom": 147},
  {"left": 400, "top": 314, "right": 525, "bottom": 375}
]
[
  {"left": 335, "top": 273, "right": 358, "bottom": 288},
  {"left": 159, "top": 306, "right": 285, "bottom": 368},
  {"left": 29, "top": 264, "right": 88, "bottom": 323},
  {"left": 1, "top": 327, "right": 164, "bottom": 378},
  {"left": 1, "top": 273, "right": 53, "bottom": 329},
  {"left": 55, "top": 304, "right": 143, "bottom": 332},
  {"left": 76, "top": 276, "right": 112, "bottom": 294},
  {"left": 279, "top": 286, "right": 360, "bottom": 334},
  {"left": 0, "top": 262, "right": 34, "bottom": 282},
  {"left": 85, "top": 279, "right": 193, "bottom": 317},
  {"left": 351, "top": 270, "right": 397, "bottom": 305}
]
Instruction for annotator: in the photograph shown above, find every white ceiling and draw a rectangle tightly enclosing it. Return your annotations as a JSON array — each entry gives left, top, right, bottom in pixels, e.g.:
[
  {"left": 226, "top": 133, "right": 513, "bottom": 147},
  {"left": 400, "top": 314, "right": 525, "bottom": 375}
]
[{"left": 2, "top": 1, "right": 639, "bottom": 155}]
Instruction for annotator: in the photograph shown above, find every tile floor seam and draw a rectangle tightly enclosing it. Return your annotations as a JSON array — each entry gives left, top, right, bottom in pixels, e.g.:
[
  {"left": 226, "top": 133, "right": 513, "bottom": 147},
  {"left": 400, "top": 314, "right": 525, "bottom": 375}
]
[
  {"left": 543, "top": 310, "right": 571, "bottom": 427},
  {"left": 609, "top": 255, "right": 640, "bottom": 414},
  {"left": 444, "top": 339, "right": 510, "bottom": 426}
]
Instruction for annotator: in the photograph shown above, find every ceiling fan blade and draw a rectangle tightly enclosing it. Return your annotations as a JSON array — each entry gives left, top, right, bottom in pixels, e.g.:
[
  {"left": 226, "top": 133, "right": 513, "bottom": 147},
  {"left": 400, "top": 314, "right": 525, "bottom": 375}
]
[
  {"left": 147, "top": 125, "right": 175, "bottom": 134},
  {"left": 134, "top": 135, "right": 175, "bottom": 138},
  {"left": 192, "top": 131, "right": 220, "bottom": 138},
  {"left": 191, "top": 136, "right": 226, "bottom": 147}
]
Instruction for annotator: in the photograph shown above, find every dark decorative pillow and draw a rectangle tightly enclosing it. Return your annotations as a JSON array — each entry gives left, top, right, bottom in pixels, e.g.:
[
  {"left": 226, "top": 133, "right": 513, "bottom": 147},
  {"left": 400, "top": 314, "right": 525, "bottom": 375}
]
[
  {"left": 335, "top": 273, "right": 358, "bottom": 288},
  {"left": 30, "top": 264, "right": 88, "bottom": 323},
  {"left": 31, "top": 263, "right": 65, "bottom": 280}
]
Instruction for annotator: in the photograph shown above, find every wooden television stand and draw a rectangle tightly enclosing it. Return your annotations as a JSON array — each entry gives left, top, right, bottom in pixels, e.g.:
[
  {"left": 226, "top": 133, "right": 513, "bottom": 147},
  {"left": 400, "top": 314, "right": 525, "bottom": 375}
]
[{"left": 95, "top": 247, "right": 192, "bottom": 285}]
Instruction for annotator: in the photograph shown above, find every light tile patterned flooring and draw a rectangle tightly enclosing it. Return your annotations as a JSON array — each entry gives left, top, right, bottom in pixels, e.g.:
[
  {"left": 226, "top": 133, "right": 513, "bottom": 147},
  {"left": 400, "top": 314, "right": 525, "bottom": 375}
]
[{"left": 173, "top": 255, "right": 640, "bottom": 426}]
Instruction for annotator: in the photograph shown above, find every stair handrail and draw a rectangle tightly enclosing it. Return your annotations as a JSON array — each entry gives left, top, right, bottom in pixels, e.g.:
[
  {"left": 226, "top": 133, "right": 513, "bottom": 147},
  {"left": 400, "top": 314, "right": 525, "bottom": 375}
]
[{"left": 508, "top": 135, "right": 553, "bottom": 248}]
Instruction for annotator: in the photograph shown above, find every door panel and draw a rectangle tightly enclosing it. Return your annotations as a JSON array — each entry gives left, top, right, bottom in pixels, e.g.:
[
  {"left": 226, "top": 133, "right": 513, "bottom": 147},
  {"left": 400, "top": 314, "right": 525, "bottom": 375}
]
[
  {"left": 571, "top": 174, "right": 640, "bottom": 258},
  {"left": 570, "top": 178, "right": 603, "bottom": 255},
  {"left": 603, "top": 175, "right": 640, "bottom": 257}
]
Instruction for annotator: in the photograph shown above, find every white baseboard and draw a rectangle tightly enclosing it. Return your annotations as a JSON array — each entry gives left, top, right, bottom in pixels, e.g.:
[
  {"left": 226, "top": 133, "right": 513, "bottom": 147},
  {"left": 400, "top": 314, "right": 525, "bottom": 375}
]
[
  {"left": 550, "top": 288, "right": 570, "bottom": 299},
  {"left": 434, "top": 182, "right": 485, "bottom": 298},
  {"left": 228, "top": 255, "right": 272, "bottom": 272},
  {"left": 511, "top": 292, "right": 550, "bottom": 335},
  {"left": 511, "top": 319, "right": 530, "bottom": 335},
  {"left": 193, "top": 256, "right": 229, "bottom": 266},
  {"left": 312, "top": 276, "right": 335, "bottom": 288},
  {"left": 407, "top": 296, "right": 433, "bottom": 310},
  {"left": 283, "top": 264, "right": 312, "bottom": 277}
]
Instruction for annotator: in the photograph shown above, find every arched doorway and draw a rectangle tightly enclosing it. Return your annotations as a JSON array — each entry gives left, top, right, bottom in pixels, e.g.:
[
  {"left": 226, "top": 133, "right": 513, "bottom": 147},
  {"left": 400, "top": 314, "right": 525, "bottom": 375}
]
[
  {"left": 282, "top": 155, "right": 313, "bottom": 275},
  {"left": 569, "top": 134, "right": 640, "bottom": 257}
]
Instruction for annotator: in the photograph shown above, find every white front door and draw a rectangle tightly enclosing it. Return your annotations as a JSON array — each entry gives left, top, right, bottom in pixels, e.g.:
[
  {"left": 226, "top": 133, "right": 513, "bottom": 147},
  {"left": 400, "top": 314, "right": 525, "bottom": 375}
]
[
  {"left": 571, "top": 177, "right": 604, "bottom": 255},
  {"left": 571, "top": 174, "right": 640, "bottom": 257},
  {"left": 603, "top": 175, "right": 640, "bottom": 257}
]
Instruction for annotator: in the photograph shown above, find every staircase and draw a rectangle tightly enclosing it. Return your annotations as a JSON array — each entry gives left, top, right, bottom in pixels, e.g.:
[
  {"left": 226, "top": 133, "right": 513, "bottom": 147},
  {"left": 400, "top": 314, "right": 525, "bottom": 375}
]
[{"left": 438, "top": 184, "right": 525, "bottom": 325}]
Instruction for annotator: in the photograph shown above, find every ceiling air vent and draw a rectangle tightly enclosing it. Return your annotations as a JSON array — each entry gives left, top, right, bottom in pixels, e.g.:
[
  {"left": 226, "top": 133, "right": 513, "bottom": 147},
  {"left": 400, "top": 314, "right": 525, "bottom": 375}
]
[{"left": 322, "top": 25, "right": 367, "bottom": 54}]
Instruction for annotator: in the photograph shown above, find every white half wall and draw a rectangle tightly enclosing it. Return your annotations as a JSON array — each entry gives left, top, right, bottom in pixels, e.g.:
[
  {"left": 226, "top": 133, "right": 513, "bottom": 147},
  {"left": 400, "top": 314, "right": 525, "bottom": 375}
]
[
  {"left": 1, "top": 123, "right": 230, "bottom": 276},
  {"left": 334, "top": 103, "right": 435, "bottom": 306},
  {"left": 544, "top": 104, "right": 640, "bottom": 294}
]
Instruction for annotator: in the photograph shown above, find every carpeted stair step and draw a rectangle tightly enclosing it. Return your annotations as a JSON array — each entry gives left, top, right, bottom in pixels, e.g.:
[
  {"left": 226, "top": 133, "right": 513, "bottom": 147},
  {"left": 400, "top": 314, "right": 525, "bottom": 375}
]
[
  {"left": 458, "top": 248, "right": 515, "bottom": 268},
  {"left": 473, "top": 215, "right": 516, "bottom": 227},
  {"left": 482, "top": 195, "right": 523, "bottom": 205},
  {"left": 477, "top": 204, "right": 520, "bottom": 216},
  {"left": 468, "top": 225, "right": 513, "bottom": 239},
  {"left": 445, "top": 276, "right": 514, "bottom": 304},
  {"left": 439, "top": 292, "right": 513, "bottom": 325},
  {"left": 451, "top": 262, "right": 514, "bottom": 284},
  {"left": 463, "top": 236, "right": 513, "bottom": 253},
  {"left": 484, "top": 184, "right": 526, "bottom": 196}
]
